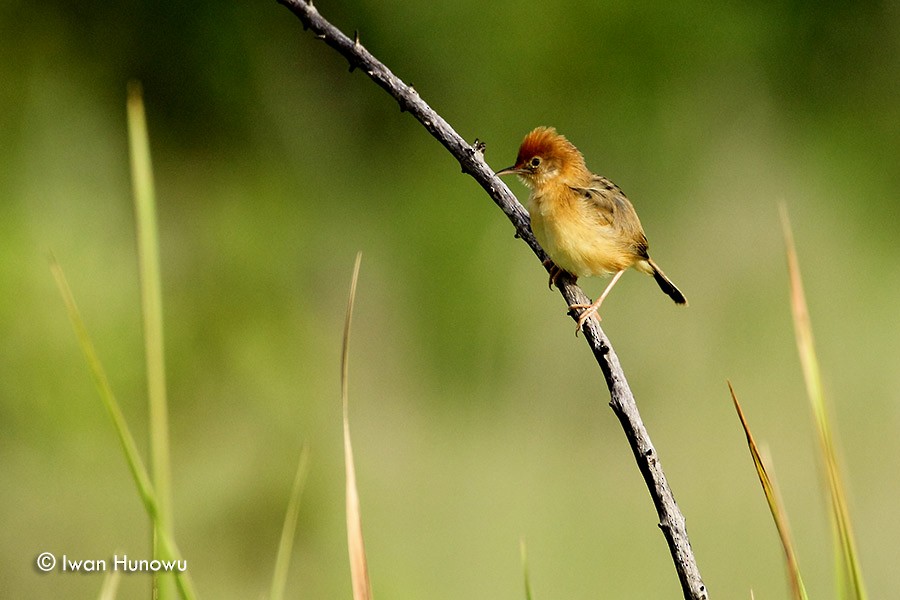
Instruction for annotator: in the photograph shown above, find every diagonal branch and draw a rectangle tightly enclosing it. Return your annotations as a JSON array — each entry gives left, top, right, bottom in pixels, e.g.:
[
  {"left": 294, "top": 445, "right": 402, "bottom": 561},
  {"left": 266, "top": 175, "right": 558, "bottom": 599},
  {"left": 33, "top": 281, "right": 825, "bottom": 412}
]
[{"left": 277, "top": 1, "right": 707, "bottom": 598}]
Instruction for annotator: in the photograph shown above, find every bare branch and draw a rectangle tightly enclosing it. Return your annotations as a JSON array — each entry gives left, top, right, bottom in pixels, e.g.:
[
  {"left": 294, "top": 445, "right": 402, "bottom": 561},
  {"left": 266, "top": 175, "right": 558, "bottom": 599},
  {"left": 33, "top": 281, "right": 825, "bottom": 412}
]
[{"left": 277, "top": 2, "right": 707, "bottom": 598}]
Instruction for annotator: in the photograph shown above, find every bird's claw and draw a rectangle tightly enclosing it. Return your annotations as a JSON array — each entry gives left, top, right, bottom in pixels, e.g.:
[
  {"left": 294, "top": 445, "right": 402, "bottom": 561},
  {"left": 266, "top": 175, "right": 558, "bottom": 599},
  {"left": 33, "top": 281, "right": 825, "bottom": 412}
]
[
  {"left": 569, "top": 303, "right": 601, "bottom": 336},
  {"left": 543, "top": 260, "right": 576, "bottom": 289}
]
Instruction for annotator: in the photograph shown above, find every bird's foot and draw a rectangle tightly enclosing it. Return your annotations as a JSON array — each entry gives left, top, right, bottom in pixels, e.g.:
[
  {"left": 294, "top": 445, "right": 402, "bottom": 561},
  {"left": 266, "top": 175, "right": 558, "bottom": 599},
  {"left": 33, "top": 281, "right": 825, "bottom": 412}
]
[
  {"left": 543, "top": 259, "right": 576, "bottom": 289},
  {"left": 568, "top": 302, "right": 601, "bottom": 336}
]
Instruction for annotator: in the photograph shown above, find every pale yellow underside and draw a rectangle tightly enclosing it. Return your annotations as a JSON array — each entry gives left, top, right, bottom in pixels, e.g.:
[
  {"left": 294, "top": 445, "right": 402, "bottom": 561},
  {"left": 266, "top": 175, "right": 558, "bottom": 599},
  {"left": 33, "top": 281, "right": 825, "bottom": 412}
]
[{"left": 529, "top": 191, "right": 651, "bottom": 278}]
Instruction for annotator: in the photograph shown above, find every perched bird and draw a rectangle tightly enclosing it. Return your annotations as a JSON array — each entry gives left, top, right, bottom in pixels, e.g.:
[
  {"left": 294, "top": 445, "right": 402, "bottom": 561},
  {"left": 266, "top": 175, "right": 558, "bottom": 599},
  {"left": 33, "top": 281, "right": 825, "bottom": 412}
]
[{"left": 496, "top": 126, "right": 686, "bottom": 333}]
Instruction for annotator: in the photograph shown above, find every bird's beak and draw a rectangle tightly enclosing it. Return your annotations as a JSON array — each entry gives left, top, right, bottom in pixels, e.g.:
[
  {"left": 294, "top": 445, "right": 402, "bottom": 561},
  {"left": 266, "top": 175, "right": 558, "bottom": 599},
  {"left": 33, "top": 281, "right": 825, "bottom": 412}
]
[{"left": 495, "top": 165, "right": 524, "bottom": 177}]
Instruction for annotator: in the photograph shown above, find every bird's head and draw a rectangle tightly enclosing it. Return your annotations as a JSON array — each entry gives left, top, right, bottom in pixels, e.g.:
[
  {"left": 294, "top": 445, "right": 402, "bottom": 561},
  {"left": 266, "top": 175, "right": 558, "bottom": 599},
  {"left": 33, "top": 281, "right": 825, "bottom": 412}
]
[{"left": 495, "top": 126, "right": 587, "bottom": 189}]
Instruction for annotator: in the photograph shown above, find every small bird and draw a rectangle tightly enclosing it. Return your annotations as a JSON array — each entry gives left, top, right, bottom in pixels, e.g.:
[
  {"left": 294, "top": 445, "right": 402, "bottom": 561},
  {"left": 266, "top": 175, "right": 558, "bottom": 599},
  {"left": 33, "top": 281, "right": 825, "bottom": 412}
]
[{"left": 496, "top": 126, "right": 686, "bottom": 333}]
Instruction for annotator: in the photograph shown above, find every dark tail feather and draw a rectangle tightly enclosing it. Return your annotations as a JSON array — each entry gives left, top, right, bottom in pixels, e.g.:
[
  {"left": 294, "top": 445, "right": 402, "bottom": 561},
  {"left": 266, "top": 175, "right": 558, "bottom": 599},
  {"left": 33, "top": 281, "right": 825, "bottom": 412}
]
[{"left": 647, "top": 258, "right": 687, "bottom": 306}]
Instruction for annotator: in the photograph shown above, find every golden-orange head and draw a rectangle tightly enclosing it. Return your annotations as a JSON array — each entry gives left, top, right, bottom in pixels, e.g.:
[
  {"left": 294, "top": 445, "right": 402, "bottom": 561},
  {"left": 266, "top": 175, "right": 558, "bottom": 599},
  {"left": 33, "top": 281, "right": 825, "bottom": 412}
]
[{"left": 495, "top": 126, "right": 588, "bottom": 188}]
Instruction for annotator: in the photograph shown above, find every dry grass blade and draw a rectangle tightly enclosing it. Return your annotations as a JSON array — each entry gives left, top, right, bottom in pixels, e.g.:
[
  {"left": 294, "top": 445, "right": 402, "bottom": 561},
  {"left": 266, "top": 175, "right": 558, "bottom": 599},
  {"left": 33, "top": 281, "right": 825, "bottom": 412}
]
[
  {"left": 780, "top": 206, "right": 868, "bottom": 600},
  {"left": 729, "top": 382, "right": 807, "bottom": 600},
  {"left": 341, "top": 252, "right": 373, "bottom": 600},
  {"left": 276, "top": 4, "right": 708, "bottom": 597},
  {"left": 269, "top": 443, "right": 311, "bottom": 600}
]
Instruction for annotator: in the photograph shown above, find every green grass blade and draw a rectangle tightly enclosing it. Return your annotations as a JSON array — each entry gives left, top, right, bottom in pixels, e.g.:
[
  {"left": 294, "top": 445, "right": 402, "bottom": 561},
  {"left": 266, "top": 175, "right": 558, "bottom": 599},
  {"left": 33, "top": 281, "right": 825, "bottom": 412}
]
[
  {"left": 126, "top": 83, "right": 174, "bottom": 596},
  {"left": 51, "top": 257, "right": 158, "bottom": 516},
  {"left": 269, "top": 443, "right": 311, "bottom": 600},
  {"left": 97, "top": 570, "right": 121, "bottom": 600},
  {"left": 50, "top": 258, "right": 199, "bottom": 600},
  {"left": 729, "top": 382, "right": 808, "bottom": 600},
  {"left": 780, "top": 206, "right": 868, "bottom": 600},
  {"left": 519, "top": 537, "right": 533, "bottom": 600},
  {"left": 341, "top": 252, "right": 373, "bottom": 600}
]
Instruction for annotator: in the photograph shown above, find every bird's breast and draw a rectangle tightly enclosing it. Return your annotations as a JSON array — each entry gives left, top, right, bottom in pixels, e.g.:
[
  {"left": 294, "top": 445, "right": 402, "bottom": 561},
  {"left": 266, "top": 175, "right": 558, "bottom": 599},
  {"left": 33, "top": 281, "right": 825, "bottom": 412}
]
[{"left": 529, "top": 190, "right": 636, "bottom": 277}]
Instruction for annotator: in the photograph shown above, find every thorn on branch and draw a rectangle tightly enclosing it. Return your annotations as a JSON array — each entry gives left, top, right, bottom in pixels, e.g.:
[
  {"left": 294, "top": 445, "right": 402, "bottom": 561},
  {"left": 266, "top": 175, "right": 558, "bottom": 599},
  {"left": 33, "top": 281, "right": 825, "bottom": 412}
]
[
  {"left": 353, "top": 29, "right": 361, "bottom": 48},
  {"left": 279, "top": 2, "right": 708, "bottom": 592}
]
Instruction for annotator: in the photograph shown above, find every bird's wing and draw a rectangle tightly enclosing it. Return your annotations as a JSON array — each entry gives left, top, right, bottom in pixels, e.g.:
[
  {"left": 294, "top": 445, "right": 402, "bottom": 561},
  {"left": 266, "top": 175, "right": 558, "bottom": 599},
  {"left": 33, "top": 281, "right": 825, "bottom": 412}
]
[
  {"left": 569, "top": 176, "right": 650, "bottom": 256},
  {"left": 568, "top": 176, "right": 631, "bottom": 226}
]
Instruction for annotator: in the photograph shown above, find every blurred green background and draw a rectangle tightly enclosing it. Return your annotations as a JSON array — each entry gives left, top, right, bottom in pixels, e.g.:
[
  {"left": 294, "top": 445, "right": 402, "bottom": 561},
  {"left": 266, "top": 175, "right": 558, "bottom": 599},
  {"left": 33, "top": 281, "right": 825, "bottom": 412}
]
[{"left": 3, "top": 1, "right": 899, "bottom": 597}]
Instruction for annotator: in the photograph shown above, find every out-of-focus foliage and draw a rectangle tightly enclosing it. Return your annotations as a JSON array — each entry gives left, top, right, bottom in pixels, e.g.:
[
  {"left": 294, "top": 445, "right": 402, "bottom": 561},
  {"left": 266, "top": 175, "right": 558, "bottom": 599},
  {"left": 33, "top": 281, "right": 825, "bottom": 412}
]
[{"left": 2, "top": 1, "right": 898, "bottom": 598}]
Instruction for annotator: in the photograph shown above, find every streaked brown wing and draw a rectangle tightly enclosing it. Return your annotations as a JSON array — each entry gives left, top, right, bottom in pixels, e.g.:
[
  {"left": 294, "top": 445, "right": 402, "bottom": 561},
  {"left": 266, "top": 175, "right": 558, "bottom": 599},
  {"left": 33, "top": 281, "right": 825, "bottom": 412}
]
[{"left": 569, "top": 175, "right": 649, "bottom": 257}]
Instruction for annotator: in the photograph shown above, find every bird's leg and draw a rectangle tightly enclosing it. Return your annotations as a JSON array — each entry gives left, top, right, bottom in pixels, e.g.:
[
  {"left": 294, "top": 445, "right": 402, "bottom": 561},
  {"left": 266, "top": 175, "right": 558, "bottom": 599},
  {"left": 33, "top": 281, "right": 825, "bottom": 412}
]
[
  {"left": 543, "top": 259, "right": 577, "bottom": 289},
  {"left": 570, "top": 269, "right": 626, "bottom": 334}
]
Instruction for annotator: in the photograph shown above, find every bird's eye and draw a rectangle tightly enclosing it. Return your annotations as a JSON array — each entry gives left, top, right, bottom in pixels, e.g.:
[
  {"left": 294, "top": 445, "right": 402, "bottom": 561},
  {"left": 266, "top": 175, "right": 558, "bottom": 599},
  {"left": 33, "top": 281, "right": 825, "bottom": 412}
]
[{"left": 529, "top": 156, "right": 542, "bottom": 168}]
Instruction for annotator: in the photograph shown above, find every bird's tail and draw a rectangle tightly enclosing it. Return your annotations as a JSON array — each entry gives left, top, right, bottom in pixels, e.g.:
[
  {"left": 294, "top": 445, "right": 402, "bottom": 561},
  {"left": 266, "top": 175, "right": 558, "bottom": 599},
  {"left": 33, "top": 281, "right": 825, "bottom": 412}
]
[{"left": 646, "top": 258, "right": 687, "bottom": 306}]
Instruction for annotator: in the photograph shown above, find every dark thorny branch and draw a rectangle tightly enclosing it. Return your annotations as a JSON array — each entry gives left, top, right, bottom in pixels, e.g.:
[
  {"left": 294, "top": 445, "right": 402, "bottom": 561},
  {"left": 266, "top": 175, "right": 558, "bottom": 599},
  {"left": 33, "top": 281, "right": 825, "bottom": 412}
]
[{"left": 277, "top": 1, "right": 708, "bottom": 598}]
